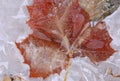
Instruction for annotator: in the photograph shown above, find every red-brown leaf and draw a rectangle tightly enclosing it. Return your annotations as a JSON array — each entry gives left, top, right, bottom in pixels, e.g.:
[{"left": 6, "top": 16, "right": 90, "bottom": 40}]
[
  {"left": 78, "top": 22, "right": 115, "bottom": 62},
  {"left": 16, "top": 0, "right": 115, "bottom": 78},
  {"left": 27, "top": 0, "right": 89, "bottom": 45}
]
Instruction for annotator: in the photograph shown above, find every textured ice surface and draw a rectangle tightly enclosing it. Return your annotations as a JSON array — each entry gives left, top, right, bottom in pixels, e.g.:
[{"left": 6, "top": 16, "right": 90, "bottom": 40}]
[
  {"left": 104, "top": 7, "right": 120, "bottom": 50},
  {"left": 0, "top": 0, "right": 31, "bottom": 80},
  {"left": 0, "top": 0, "right": 120, "bottom": 81},
  {"left": 0, "top": 0, "right": 31, "bottom": 42}
]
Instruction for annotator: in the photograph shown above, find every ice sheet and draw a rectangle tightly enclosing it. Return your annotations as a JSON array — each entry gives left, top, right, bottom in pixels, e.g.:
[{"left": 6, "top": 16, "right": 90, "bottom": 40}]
[{"left": 0, "top": 0, "right": 120, "bottom": 81}]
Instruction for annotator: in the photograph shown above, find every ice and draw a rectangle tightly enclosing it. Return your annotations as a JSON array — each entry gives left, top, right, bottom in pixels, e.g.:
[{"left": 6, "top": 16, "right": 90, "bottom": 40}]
[
  {"left": 0, "top": 0, "right": 30, "bottom": 80},
  {"left": 0, "top": 0, "right": 31, "bottom": 42},
  {"left": 0, "top": 40, "right": 29, "bottom": 77},
  {"left": 104, "top": 7, "right": 120, "bottom": 50},
  {"left": 0, "top": 0, "right": 120, "bottom": 81}
]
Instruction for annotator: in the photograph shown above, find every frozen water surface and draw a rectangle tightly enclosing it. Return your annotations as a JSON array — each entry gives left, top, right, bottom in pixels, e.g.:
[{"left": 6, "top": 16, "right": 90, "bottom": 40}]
[{"left": 0, "top": 0, "right": 120, "bottom": 81}]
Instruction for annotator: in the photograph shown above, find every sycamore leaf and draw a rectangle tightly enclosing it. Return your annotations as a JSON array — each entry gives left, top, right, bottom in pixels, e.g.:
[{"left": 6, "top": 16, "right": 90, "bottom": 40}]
[
  {"left": 16, "top": 34, "right": 68, "bottom": 78},
  {"left": 27, "top": 0, "right": 89, "bottom": 50},
  {"left": 16, "top": 0, "right": 115, "bottom": 78},
  {"left": 76, "top": 22, "right": 115, "bottom": 62}
]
